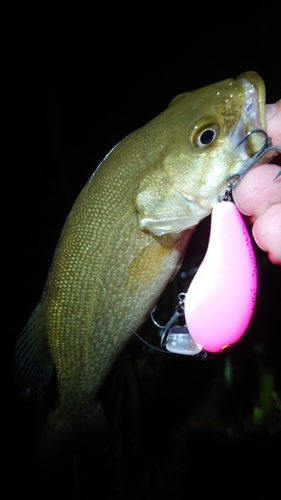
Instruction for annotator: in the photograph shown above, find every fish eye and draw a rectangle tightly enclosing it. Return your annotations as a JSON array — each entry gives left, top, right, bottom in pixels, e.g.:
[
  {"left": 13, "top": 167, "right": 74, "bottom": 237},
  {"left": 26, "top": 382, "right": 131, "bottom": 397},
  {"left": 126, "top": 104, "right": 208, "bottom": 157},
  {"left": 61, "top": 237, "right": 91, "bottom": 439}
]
[{"left": 193, "top": 125, "right": 218, "bottom": 148}]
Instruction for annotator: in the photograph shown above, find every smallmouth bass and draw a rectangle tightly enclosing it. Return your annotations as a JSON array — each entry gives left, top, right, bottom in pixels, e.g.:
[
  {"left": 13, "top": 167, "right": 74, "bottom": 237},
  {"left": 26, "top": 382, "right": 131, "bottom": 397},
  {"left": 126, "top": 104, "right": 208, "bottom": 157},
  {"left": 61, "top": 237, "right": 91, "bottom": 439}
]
[{"left": 14, "top": 71, "right": 267, "bottom": 454}]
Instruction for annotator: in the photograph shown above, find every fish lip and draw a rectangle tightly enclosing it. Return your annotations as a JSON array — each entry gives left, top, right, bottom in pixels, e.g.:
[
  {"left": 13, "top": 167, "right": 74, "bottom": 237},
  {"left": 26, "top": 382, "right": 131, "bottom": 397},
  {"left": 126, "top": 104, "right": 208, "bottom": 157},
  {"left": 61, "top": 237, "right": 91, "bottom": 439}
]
[
  {"left": 237, "top": 71, "right": 266, "bottom": 130},
  {"left": 233, "top": 72, "right": 266, "bottom": 156}
]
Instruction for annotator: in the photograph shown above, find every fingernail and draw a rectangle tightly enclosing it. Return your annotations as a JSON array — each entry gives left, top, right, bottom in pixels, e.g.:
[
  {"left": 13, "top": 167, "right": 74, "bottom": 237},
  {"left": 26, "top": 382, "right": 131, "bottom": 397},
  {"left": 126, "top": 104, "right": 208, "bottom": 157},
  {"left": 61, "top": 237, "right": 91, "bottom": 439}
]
[{"left": 266, "top": 103, "right": 277, "bottom": 120}]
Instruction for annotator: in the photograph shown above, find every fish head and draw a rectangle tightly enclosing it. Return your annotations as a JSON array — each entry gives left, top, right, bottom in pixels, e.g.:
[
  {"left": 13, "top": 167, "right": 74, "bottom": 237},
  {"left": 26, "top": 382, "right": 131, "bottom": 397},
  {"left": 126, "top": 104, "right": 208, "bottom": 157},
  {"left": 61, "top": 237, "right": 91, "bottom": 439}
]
[{"left": 136, "top": 71, "right": 266, "bottom": 235}]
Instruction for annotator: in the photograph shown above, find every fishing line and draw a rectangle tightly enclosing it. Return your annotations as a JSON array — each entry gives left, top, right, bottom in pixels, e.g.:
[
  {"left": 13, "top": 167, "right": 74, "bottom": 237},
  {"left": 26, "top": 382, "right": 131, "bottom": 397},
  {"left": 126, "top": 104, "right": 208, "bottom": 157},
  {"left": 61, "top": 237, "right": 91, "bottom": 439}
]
[{"left": 131, "top": 329, "right": 170, "bottom": 354}]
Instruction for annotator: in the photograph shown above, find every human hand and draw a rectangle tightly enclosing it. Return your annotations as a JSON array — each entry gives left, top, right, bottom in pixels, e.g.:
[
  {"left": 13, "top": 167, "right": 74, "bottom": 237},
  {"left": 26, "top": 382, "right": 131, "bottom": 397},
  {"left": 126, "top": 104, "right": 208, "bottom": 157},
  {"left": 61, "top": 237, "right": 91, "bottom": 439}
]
[{"left": 233, "top": 100, "right": 281, "bottom": 265}]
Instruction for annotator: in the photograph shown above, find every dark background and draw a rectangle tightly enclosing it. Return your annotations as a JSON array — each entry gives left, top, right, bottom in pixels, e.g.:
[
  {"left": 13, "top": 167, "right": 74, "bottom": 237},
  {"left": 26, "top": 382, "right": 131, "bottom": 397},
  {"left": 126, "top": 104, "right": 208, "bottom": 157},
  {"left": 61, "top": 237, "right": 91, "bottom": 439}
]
[{"left": 7, "top": 7, "right": 281, "bottom": 500}]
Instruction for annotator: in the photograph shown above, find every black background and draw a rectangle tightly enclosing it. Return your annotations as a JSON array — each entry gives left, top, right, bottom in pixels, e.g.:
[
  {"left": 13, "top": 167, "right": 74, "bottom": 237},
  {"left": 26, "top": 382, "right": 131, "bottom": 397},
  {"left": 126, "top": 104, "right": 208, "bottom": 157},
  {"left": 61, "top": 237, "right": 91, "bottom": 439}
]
[{"left": 7, "top": 7, "right": 281, "bottom": 500}]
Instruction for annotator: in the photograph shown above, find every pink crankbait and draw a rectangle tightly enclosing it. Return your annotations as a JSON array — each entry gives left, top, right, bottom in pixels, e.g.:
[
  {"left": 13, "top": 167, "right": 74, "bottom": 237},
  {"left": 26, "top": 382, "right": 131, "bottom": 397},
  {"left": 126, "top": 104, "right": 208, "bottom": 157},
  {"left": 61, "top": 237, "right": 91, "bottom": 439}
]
[
  {"left": 149, "top": 199, "right": 258, "bottom": 356},
  {"left": 184, "top": 201, "right": 257, "bottom": 353}
]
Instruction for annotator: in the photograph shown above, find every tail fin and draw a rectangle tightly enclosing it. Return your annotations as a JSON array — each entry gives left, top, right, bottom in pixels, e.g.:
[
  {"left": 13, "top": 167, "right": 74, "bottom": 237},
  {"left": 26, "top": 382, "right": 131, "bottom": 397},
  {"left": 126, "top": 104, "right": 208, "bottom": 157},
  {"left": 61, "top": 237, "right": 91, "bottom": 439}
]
[{"left": 37, "top": 402, "right": 109, "bottom": 471}]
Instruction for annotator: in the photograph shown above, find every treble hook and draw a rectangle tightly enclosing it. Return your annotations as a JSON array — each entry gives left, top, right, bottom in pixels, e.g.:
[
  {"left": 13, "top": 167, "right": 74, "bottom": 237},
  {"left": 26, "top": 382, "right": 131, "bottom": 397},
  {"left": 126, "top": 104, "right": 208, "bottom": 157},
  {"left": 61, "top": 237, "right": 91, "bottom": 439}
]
[
  {"left": 236, "top": 128, "right": 270, "bottom": 149},
  {"left": 150, "top": 293, "right": 186, "bottom": 348},
  {"left": 226, "top": 129, "right": 281, "bottom": 189}
]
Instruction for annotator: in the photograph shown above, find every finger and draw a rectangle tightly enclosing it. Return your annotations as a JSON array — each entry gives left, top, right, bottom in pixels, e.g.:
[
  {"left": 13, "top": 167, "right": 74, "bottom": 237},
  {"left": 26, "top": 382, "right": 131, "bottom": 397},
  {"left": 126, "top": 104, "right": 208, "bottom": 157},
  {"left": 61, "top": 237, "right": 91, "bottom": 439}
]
[
  {"left": 252, "top": 203, "right": 281, "bottom": 265},
  {"left": 266, "top": 99, "right": 281, "bottom": 146},
  {"left": 232, "top": 164, "right": 281, "bottom": 220}
]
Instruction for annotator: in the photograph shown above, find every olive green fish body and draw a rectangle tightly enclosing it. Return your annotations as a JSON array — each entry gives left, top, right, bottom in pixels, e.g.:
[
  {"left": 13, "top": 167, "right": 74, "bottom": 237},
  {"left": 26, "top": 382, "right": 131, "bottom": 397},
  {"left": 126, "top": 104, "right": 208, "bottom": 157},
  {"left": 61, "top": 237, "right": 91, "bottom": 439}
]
[
  {"left": 15, "top": 71, "right": 266, "bottom": 441},
  {"left": 43, "top": 178, "right": 193, "bottom": 415}
]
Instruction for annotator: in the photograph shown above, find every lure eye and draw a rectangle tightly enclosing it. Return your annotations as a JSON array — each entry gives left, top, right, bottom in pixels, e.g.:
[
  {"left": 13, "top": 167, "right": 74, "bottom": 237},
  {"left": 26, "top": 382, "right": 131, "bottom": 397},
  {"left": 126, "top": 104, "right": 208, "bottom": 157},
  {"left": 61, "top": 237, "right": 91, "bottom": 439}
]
[{"left": 193, "top": 125, "right": 218, "bottom": 148}]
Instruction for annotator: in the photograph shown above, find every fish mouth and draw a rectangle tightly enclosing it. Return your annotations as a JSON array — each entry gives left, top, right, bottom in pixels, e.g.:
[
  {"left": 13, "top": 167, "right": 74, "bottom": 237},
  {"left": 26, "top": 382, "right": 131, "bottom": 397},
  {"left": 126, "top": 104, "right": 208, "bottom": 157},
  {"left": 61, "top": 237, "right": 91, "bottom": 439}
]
[{"left": 232, "top": 71, "right": 266, "bottom": 158}]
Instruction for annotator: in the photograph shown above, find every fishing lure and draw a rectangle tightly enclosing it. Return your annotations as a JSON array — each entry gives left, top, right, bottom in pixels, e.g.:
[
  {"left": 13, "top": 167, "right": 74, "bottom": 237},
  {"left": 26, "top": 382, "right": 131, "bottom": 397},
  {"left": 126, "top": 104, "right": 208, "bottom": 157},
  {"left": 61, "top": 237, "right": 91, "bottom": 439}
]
[
  {"left": 153, "top": 199, "right": 257, "bottom": 355},
  {"left": 147, "top": 129, "right": 281, "bottom": 355},
  {"left": 183, "top": 199, "right": 257, "bottom": 353}
]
